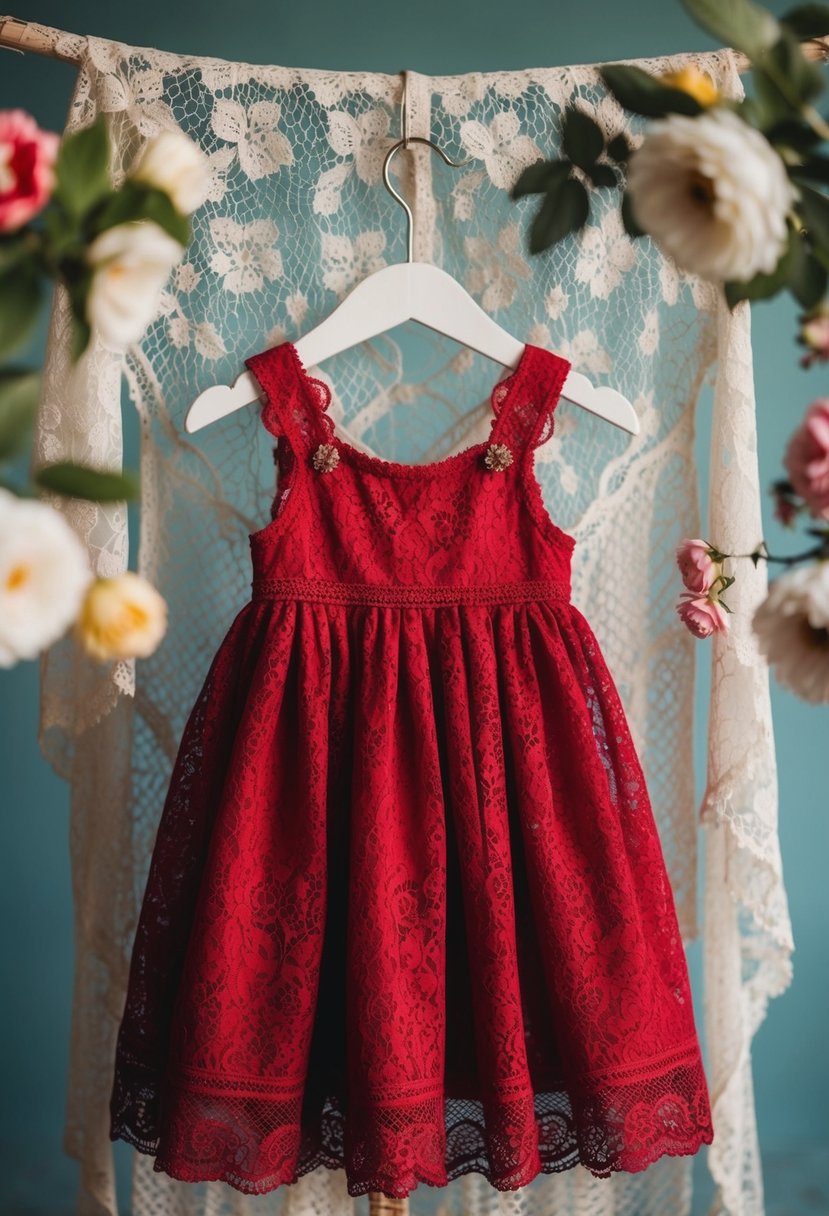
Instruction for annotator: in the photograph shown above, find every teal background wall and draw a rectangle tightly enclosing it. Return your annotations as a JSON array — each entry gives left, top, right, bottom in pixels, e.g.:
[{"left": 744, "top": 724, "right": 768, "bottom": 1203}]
[{"left": 1, "top": 2, "right": 827, "bottom": 1213}]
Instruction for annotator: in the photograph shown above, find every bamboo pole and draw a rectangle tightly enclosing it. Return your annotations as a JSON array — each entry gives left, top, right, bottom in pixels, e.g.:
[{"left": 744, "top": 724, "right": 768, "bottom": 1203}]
[{"left": 2, "top": 14, "right": 829, "bottom": 71}]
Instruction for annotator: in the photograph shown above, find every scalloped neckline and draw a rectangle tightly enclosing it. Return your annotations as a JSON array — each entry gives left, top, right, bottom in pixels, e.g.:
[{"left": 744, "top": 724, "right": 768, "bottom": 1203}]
[{"left": 281, "top": 339, "right": 538, "bottom": 478}]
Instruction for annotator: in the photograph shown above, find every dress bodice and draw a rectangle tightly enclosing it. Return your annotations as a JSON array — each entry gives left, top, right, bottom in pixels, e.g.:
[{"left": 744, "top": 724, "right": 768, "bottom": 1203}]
[{"left": 243, "top": 341, "right": 574, "bottom": 605}]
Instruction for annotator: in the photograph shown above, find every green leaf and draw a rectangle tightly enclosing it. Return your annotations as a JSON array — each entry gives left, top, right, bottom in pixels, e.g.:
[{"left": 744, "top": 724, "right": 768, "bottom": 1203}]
[
  {"left": 795, "top": 181, "right": 829, "bottom": 254},
  {"left": 679, "top": 0, "right": 781, "bottom": 60},
  {"left": 528, "top": 178, "right": 590, "bottom": 254},
  {"left": 607, "top": 133, "right": 633, "bottom": 163},
  {"left": 586, "top": 162, "right": 619, "bottom": 189},
  {"left": 754, "top": 28, "right": 826, "bottom": 108},
  {"left": 0, "top": 234, "right": 33, "bottom": 275},
  {"left": 789, "top": 231, "right": 829, "bottom": 306},
  {"left": 0, "top": 369, "right": 41, "bottom": 461},
  {"left": 510, "top": 158, "right": 571, "bottom": 199},
  {"left": 54, "top": 114, "right": 112, "bottom": 219},
  {"left": 88, "top": 181, "right": 190, "bottom": 247},
  {"left": 33, "top": 460, "right": 140, "bottom": 503},
  {"left": 791, "top": 155, "right": 829, "bottom": 185},
  {"left": 621, "top": 191, "right": 646, "bottom": 238},
  {"left": 599, "top": 64, "right": 703, "bottom": 117},
  {"left": 763, "top": 117, "right": 824, "bottom": 150},
  {"left": 562, "top": 106, "right": 605, "bottom": 170},
  {"left": 0, "top": 265, "right": 41, "bottom": 360},
  {"left": 779, "top": 3, "right": 829, "bottom": 38}
]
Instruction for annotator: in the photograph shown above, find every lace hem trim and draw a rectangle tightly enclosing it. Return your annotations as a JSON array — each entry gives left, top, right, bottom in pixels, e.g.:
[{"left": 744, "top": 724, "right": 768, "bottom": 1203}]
[
  {"left": 249, "top": 575, "right": 571, "bottom": 605},
  {"left": 110, "top": 1056, "right": 715, "bottom": 1199}
]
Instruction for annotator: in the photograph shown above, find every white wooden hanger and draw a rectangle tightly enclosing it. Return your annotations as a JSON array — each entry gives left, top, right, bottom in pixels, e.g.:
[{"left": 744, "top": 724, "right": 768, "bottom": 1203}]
[{"left": 185, "top": 104, "right": 639, "bottom": 438}]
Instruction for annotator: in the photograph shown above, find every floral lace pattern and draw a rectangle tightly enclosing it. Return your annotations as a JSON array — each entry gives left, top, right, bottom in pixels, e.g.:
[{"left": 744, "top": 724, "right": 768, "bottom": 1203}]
[{"left": 109, "top": 342, "right": 713, "bottom": 1198}]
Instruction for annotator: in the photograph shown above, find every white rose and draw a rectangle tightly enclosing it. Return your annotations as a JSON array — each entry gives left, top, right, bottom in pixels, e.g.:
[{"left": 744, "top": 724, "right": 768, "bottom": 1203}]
[
  {"left": 753, "top": 561, "right": 829, "bottom": 704},
  {"left": 128, "top": 128, "right": 211, "bottom": 215},
  {"left": 85, "top": 220, "right": 184, "bottom": 349},
  {"left": 626, "top": 106, "right": 798, "bottom": 284},
  {"left": 74, "top": 571, "right": 167, "bottom": 661},
  {"left": 0, "top": 487, "right": 93, "bottom": 667}
]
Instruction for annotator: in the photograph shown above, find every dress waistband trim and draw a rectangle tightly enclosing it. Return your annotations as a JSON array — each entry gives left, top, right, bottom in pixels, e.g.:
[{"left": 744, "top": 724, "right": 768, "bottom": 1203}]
[{"left": 250, "top": 575, "right": 570, "bottom": 606}]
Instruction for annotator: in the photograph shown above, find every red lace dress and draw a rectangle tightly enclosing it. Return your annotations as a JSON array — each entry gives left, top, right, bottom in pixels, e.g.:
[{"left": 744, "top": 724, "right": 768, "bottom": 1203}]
[{"left": 109, "top": 339, "right": 714, "bottom": 1199}]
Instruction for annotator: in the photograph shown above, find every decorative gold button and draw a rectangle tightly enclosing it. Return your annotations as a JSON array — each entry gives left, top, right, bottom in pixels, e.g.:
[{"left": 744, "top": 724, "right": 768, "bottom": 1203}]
[
  {"left": 484, "top": 442, "right": 513, "bottom": 471},
  {"left": 312, "top": 442, "right": 339, "bottom": 472}
]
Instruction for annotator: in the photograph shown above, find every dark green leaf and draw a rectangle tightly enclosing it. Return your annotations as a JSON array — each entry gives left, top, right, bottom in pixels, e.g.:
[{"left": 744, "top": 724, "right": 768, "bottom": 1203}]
[
  {"left": 586, "top": 162, "right": 619, "bottom": 189},
  {"left": 0, "top": 369, "right": 41, "bottom": 461},
  {"left": 680, "top": 0, "right": 781, "bottom": 60},
  {"left": 791, "top": 155, "right": 829, "bottom": 185},
  {"left": 510, "top": 158, "right": 570, "bottom": 199},
  {"left": 607, "top": 133, "right": 633, "bottom": 163},
  {"left": 0, "top": 266, "right": 41, "bottom": 360},
  {"left": 795, "top": 181, "right": 829, "bottom": 254},
  {"left": 788, "top": 231, "right": 829, "bottom": 306},
  {"left": 621, "top": 191, "right": 646, "bottom": 238},
  {"left": 599, "top": 64, "right": 703, "bottom": 117},
  {"left": 528, "top": 178, "right": 590, "bottom": 254},
  {"left": 735, "top": 96, "right": 770, "bottom": 130},
  {"left": 54, "top": 114, "right": 112, "bottom": 219},
  {"left": 88, "top": 181, "right": 190, "bottom": 247},
  {"left": 754, "top": 28, "right": 826, "bottom": 108},
  {"left": 779, "top": 4, "right": 829, "bottom": 38},
  {"left": 562, "top": 107, "right": 605, "bottom": 170},
  {"left": 763, "top": 117, "right": 824, "bottom": 149},
  {"left": 0, "top": 234, "right": 32, "bottom": 275},
  {"left": 33, "top": 460, "right": 140, "bottom": 502}
]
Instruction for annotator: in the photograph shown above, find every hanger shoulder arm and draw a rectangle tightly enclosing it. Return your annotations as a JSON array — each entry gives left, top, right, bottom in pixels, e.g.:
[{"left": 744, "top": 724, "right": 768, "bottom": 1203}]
[
  {"left": 184, "top": 370, "right": 261, "bottom": 434},
  {"left": 561, "top": 369, "right": 640, "bottom": 436}
]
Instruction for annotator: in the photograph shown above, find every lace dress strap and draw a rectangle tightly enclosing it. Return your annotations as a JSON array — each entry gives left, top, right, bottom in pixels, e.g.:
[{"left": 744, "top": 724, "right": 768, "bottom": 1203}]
[
  {"left": 244, "top": 342, "right": 326, "bottom": 462},
  {"left": 488, "top": 344, "right": 572, "bottom": 461}
]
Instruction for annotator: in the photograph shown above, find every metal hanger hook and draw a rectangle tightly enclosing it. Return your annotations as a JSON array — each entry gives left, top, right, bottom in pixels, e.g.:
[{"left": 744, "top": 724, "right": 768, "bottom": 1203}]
[
  {"left": 382, "top": 136, "right": 473, "bottom": 262},
  {"left": 386, "top": 73, "right": 473, "bottom": 262}
]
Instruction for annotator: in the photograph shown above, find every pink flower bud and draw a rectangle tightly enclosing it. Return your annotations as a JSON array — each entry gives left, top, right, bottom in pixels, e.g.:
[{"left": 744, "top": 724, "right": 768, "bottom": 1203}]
[
  {"left": 676, "top": 538, "right": 718, "bottom": 594},
  {"left": 676, "top": 593, "right": 729, "bottom": 639}
]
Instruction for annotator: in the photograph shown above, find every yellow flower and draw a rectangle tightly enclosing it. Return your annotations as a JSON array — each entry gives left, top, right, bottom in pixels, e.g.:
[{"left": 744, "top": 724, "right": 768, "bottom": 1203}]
[
  {"left": 74, "top": 572, "right": 167, "bottom": 662},
  {"left": 658, "top": 66, "right": 720, "bottom": 108}
]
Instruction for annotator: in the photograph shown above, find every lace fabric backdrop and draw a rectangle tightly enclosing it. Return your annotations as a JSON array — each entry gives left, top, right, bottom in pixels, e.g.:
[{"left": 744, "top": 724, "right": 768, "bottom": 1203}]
[{"left": 17, "top": 17, "right": 793, "bottom": 1216}]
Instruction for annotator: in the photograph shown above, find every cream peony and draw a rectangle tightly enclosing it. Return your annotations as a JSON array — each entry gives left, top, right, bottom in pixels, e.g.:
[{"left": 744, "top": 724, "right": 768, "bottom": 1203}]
[
  {"left": 128, "top": 128, "right": 211, "bottom": 215},
  {"left": 626, "top": 106, "right": 797, "bottom": 284},
  {"left": 74, "top": 571, "right": 167, "bottom": 661},
  {"left": 0, "top": 487, "right": 93, "bottom": 667},
  {"left": 85, "top": 220, "right": 184, "bottom": 348},
  {"left": 753, "top": 562, "right": 829, "bottom": 703}
]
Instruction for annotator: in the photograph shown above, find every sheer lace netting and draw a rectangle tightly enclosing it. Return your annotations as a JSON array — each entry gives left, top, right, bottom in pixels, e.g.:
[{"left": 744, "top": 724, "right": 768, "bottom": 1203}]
[
  {"left": 108, "top": 341, "right": 713, "bottom": 1198},
  {"left": 25, "top": 20, "right": 791, "bottom": 1216}
]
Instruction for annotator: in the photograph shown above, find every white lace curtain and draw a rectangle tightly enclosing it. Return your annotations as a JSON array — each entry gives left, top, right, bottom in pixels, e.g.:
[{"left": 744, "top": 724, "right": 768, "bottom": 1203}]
[{"left": 17, "top": 19, "right": 793, "bottom": 1216}]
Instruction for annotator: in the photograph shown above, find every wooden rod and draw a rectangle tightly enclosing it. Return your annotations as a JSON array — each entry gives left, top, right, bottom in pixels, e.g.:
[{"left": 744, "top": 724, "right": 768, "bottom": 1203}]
[
  {"left": 1, "top": 14, "right": 829, "bottom": 73},
  {"left": 368, "top": 1195, "right": 408, "bottom": 1215}
]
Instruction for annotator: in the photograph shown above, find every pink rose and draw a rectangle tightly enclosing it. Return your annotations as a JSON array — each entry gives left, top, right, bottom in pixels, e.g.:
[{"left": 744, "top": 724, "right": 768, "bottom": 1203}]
[
  {"left": 676, "top": 593, "right": 729, "bottom": 639},
  {"left": 0, "top": 108, "right": 59, "bottom": 232},
  {"left": 784, "top": 400, "right": 829, "bottom": 520},
  {"left": 676, "top": 538, "right": 718, "bottom": 593}
]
